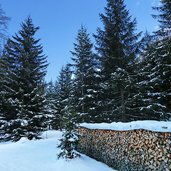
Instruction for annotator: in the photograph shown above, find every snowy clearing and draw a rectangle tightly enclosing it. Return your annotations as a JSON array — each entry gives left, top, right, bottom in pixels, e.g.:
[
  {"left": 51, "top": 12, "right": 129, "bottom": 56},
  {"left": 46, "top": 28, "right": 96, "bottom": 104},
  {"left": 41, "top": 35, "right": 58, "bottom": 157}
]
[
  {"left": 0, "top": 130, "right": 116, "bottom": 171},
  {"left": 81, "top": 120, "right": 171, "bottom": 132}
]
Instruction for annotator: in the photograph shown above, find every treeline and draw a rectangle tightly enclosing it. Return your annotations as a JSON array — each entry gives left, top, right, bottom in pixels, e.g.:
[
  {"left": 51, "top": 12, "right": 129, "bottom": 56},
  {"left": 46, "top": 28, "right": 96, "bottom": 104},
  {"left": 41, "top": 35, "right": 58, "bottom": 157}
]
[
  {"left": 47, "top": 0, "right": 171, "bottom": 126},
  {"left": 0, "top": 0, "right": 171, "bottom": 142}
]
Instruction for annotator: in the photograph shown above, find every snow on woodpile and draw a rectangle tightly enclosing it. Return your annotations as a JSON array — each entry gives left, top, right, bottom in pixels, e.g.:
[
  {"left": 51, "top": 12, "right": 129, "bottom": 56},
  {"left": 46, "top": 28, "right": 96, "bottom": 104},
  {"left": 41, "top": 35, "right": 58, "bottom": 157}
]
[{"left": 80, "top": 120, "right": 171, "bottom": 132}]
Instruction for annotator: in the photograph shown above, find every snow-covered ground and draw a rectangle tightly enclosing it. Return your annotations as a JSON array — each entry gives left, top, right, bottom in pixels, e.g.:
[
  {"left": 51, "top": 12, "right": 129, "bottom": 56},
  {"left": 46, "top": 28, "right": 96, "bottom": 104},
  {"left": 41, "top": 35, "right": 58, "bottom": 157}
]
[
  {"left": 81, "top": 120, "right": 171, "bottom": 132},
  {"left": 0, "top": 130, "right": 116, "bottom": 171}
]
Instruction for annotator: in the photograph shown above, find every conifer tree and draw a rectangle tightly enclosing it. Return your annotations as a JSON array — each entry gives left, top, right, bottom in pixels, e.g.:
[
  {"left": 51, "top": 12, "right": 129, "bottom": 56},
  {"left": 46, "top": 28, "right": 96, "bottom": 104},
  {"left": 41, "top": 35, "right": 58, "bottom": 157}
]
[
  {"left": 57, "top": 65, "right": 80, "bottom": 159},
  {"left": 0, "top": 40, "right": 22, "bottom": 141},
  {"left": 135, "top": 0, "right": 171, "bottom": 120},
  {"left": 71, "top": 26, "right": 98, "bottom": 123},
  {"left": 0, "top": 55, "right": 6, "bottom": 140},
  {"left": 136, "top": 41, "right": 168, "bottom": 120},
  {"left": 45, "top": 81, "right": 55, "bottom": 129},
  {"left": 152, "top": 0, "right": 171, "bottom": 37},
  {"left": 49, "top": 80, "right": 61, "bottom": 130},
  {"left": 154, "top": 0, "right": 171, "bottom": 118},
  {"left": 0, "top": 5, "right": 9, "bottom": 140},
  {"left": 94, "top": 0, "right": 141, "bottom": 122},
  {"left": 52, "top": 65, "right": 73, "bottom": 129},
  {"left": 58, "top": 105, "right": 80, "bottom": 159},
  {"left": 1, "top": 17, "right": 48, "bottom": 141},
  {"left": 0, "top": 53, "right": 6, "bottom": 122},
  {"left": 150, "top": 0, "right": 171, "bottom": 119}
]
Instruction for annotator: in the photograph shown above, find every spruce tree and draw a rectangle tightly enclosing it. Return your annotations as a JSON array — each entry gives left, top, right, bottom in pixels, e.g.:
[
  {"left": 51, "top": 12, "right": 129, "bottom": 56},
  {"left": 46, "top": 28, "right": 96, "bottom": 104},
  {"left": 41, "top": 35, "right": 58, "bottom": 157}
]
[
  {"left": 71, "top": 26, "right": 98, "bottom": 123},
  {"left": 128, "top": 32, "right": 157, "bottom": 121},
  {"left": 45, "top": 81, "right": 56, "bottom": 129},
  {"left": 50, "top": 80, "right": 61, "bottom": 130},
  {"left": 152, "top": 0, "right": 171, "bottom": 119},
  {"left": 135, "top": 1, "right": 171, "bottom": 120},
  {"left": 52, "top": 65, "right": 73, "bottom": 129},
  {"left": 136, "top": 41, "right": 167, "bottom": 120},
  {"left": 57, "top": 65, "right": 80, "bottom": 159},
  {"left": 152, "top": 0, "right": 171, "bottom": 37},
  {"left": 0, "top": 53, "right": 6, "bottom": 123},
  {"left": 58, "top": 105, "right": 80, "bottom": 160},
  {"left": 154, "top": 0, "right": 171, "bottom": 118},
  {"left": 94, "top": 0, "right": 141, "bottom": 122},
  {"left": 0, "top": 40, "right": 22, "bottom": 141},
  {"left": 1, "top": 17, "right": 48, "bottom": 141},
  {"left": 0, "top": 5, "right": 9, "bottom": 140},
  {"left": 0, "top": 55, "right": 6, "bottom": 140}
]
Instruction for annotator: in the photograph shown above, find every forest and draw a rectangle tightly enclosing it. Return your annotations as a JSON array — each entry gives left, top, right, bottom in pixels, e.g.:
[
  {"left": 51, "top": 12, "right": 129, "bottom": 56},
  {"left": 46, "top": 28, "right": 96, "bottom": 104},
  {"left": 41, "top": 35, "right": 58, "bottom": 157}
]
[{"left": 0, "top": 0, "right": 170, "bottom": 159}]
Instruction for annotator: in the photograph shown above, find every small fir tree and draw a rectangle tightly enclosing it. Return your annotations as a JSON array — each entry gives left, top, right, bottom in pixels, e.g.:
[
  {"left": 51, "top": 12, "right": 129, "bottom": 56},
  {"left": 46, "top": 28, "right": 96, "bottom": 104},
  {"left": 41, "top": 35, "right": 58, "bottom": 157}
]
[{"left": 58, "top": 106, "right": 80, "bottom": 159}]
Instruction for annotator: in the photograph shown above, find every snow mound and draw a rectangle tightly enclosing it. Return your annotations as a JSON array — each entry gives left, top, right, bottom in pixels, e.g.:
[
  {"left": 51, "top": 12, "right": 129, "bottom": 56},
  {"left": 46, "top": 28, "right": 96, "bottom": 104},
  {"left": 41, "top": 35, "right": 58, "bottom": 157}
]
[{"left": 80, "top": 120, "right": 171, "bottom": 132}]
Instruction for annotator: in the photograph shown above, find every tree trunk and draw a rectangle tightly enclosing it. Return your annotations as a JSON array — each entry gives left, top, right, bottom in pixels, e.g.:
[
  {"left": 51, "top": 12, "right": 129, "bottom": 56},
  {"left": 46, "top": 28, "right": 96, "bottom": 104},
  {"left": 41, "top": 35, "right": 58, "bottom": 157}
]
[{"left": 121, "top": 88, "right": 126, "bottom": 122}]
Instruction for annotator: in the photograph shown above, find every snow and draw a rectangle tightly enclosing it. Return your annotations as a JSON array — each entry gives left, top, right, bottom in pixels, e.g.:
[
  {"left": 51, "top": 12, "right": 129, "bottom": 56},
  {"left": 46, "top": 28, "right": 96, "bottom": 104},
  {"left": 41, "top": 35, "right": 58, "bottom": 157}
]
[
  {"left": 0, "top": 130, "right": 116, "bottom": 171},
  {"left": 80, "top": 120, "right": 171, "bottom": 132}
]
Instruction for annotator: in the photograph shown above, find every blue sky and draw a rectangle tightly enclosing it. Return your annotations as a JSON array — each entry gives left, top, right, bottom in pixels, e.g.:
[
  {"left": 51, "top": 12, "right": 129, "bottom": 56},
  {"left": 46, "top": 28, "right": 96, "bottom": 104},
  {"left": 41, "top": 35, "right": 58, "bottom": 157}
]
[{"left": 0, "top": 0, "right": 160, "bottom": 82}]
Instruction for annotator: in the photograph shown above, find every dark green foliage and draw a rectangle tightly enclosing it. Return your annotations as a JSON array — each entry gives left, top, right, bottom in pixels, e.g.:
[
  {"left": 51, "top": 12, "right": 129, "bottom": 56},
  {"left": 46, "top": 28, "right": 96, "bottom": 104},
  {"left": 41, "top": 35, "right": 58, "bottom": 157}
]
[
  {"left": 152, "top": 0, "right": 171, "bottom": 36},
  {"left": 45, "top": 81, "right": 56, "bottom": 129},
  {"left": 136, "top": 41, "right": 167, "bottom": 120},
  {"left": 58, "top": 106, "right": 80, "bottom": 159},
  {"left": 134, "top": 0, "right": 171, "bottom": 120},
  {"left": 50, "top": 81, "right": 61, "bottom": 130},
  {"left": 94, "top": 0, "right": 141, "bottom": 76},
  {"left": 0, "top": 5, "right": 10, "bottom": 138},
  {"left": 151, "top": 0, "right": 171, "bottom": 119},
  {"left": 56, "top": 66, "right": 80, "bottom": 159},
  {"left": 51, "top": 64, "right": 74, "bottom": 130},
  {"left": 0, "top": 40, "right": 22, "bottom": 141},
  {"left": 71, "top": 26, "right": 99, "bottom": 123},
  {"left": 140, "top": 38, "right": 171, "bottom": 120},
  {"left": 94, "top": 0, "right": 141, "bottom": 122},
  {"left": 0, "top": 17, "right": 48, "bottom": 141}
]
